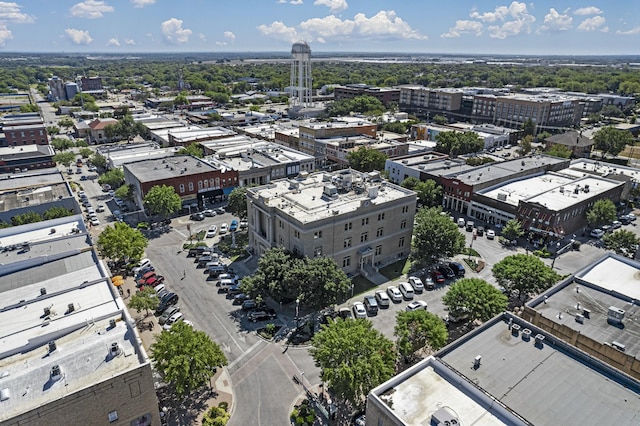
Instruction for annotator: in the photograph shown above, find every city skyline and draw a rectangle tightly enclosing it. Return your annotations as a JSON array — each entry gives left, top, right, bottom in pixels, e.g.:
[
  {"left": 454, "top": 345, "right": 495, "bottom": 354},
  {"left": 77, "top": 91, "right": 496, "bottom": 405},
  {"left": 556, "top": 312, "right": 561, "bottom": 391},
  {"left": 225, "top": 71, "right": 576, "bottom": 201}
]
[{"left": 0, "top": 1, "right": 638, "bottom": 55}]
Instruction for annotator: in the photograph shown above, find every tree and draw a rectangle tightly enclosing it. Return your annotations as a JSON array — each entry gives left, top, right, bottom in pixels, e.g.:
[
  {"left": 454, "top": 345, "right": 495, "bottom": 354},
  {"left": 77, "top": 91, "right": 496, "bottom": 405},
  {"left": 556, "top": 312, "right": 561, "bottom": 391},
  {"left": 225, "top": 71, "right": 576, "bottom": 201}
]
[
  {"left": 143, "top": 184, "right": 182, "bottom": 219},
  {"left": 128, "top": 287, "right": 159, "bottom": 317},
  {"left": 78, "top": 147, "right": 93, "bottom": 158},
  {"left": 177, "top": 144, "right": 204, "bottom": 158},
  {"left": 202, "top": 406, "right": 230, "bottom": 426},
  {"left": 435, "top": 131, "right": 484, "bottom": 156},
  {"left": 74, "top": 138, "right": 89, "bottom": 147},
  {"left": 521, "top": 118, "right": 535, "bottom": 137},
  {"left": 546, "top": 144, "right": 572, "bottom": 158},
  {"left": 602, "top": 229, "right": 640, "bottom": 257},
  {"left": 51, "top": 137, "right": 74, "bottom": 151},
  {"left": 241, "top": 248, "right": 297, "bottom": 302},
  {"left": 501, "top": 219, "right": 524, "bottom": 241},
  {"left": 53, "top": 151, "right": 76, "bottom": 167},
  {"left": 520, "top": 134, "right": 533, "bottom": 155},
  {"left": 492, "top": 254, "right": 561, "bottom": 297},
  {"left": 536, "top": 131, "right": 552, "bottom": 142},
  {"left": 98, "top": 168, "right": 125, "bottom": 188},
  {"left": 601, "top": 104, "right": 624, "bottom": 118},
  {"left": 442, "top": 278, "right": 507, "bottom": 323},
  {"left": 346, "top": 146, "right": 388, "bottom": 172},
  {"left": 394, "top": 310, "right": 448, "bottom": 360},
  {"left": 47, "top": 125, "right": 60, "bottom": 135},
  {"left": 151, "top": 322, "right": 228, "bottom": 398},
  {"left": 412, "top": 207, "right": 465, "bottom": 265},
  {"left": 593, "top": 126, "right": 634, "bottom": 158},
  {"left": 284, "top": 257, "right": 351, "bottom": 310},
  {"left": 414, "top": 179, "right": 442, "bottom": 207},
  {"left": 433, "top": 114, "right": 448, "bottom": 125},
  {"left": 400, "top": 176, "right": 421, "bottom": 191},
  {"left": 12, "top": 211, "right": 42, "bottom": 226},
  {"left": 115, "top": 184, "right": 134, "bottom": 202},
  {"left": 58, "top": 117, "right": 74, "bottom": 130},
  {"left": 96, "top": 222, "right": 148, "bottom": 265},
  {"left": 43, "top": 206, "right": 73, "bottom": 220},
  {"left": 586, "top": 199, "right": 617, "bottom": 228},
  {"left": 90, "top": 153, "right": 107, "bottom": 169},
  {"left": 227, "top": 186, "right": 249, "bottom": 219},
  {"left": 309, "top": 319, "right": 395, "bottom": 408}
]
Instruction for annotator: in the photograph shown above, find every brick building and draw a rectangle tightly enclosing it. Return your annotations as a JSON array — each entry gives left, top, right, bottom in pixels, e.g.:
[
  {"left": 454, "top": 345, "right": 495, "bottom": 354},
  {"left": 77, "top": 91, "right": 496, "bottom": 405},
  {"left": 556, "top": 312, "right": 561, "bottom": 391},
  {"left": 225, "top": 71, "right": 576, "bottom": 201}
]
[
  {"left": 1, "top": 113, "right": 48, "bottom": 147},
  {"left": 333, "top": 84, "right": 400, "bottom": 107}
]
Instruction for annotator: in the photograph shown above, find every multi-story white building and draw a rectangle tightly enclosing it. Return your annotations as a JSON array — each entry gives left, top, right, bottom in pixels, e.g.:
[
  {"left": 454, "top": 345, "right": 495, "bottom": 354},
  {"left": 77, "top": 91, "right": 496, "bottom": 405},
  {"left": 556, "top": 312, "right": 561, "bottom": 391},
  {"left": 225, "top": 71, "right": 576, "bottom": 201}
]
[{"left": 246, "top": 170, "right": 417, "bottom": 275}]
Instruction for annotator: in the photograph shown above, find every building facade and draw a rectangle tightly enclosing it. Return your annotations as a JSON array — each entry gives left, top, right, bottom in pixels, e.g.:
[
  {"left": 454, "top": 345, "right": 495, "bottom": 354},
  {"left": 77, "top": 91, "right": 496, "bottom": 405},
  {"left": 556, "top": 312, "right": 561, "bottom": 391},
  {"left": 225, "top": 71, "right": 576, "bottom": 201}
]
[
  {"left": 298, "top": 120, "right": 377, "bottom": 166},
  {"left": 333, "top": 84, "right": 400, "bottom": 107}
]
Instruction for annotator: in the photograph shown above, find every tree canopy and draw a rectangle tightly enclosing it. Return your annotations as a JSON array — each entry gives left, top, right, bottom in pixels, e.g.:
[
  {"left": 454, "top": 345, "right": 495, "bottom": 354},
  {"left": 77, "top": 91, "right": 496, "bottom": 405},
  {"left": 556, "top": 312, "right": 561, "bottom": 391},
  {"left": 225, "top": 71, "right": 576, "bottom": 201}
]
[
  {"left": 53, "top": 151, "right": 76, "bottom": 167},
  {"left": 128, "top": 287, "right": 159, "bottom": 316},
  {"left": 98, "top": 168, "right": 125, "bottom": 188},
  {"left": 177, "top": 144, "right": 204, "bottom": 158},
  {"left": 227, "top": 186, "right": 249, "bottom": 220},
  {"left": 90, "top": 153, "right": 107, "bottom": 169},
  {"left": 412, "top": 207, "right": 465, "bottom": 265},
  {"left": 394, "top": 310, "right": 448, "bottom": 360},
  {"left": 434, "top": 131, "right": 484, "bottom": 156},
  {"left": 346, "top": 146, "right": 388, "bottom": 173},
  {"left": 492, "top": 254, "right": 561, "bottom": 297},
  {"left": 96, "top": 222, "right": 148, "bottom": 265},
  {"left": 586, "top": 199, "right": 617, "bottom": 228},
  {"left": 602, "top": 229, "right": 640, "bottom": 257},
  {"left": 51, "top": 137, "right": 74, "bottom": 151},
  {"left": 151, "top": 322, "right": 228, "bottom": 398},
  {"left": 143, "top": 184, "right": 182, "bottom": 219},
  {"left": 442, "top": 278, "right": 508, "bottom": 322},
  {"left": 521, "top": 118, "right": 535, "bottom": 137},
  {"left": 546, "top": 143, "right": 572, "bottom": 158},
  {"left": 593, "top": 126, "right": 634, "bottom": 157},
  {"left": 326, "top": 95, "right": 384, "bottom": 117},
  {"left": 309, "top": 319, "right": 395, "bottom": 408},
  {"left": 501, "top": 219, "right": 524, "bottom": 241}
]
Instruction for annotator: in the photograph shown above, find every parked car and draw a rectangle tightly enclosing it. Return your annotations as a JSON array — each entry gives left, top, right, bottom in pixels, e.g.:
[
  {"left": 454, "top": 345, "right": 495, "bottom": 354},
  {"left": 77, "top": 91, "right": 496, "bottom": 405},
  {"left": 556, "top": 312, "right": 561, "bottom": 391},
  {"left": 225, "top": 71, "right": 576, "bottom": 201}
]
[
  {"left": 438, "top": 264, "right": 456, "bottom": 279},
  {"left": 406, "top": 300, "right": 428, "bottom": 312},
  {"left": 156, "top": 292, "right": 179, "bottom": 314},
  {"left": 227, "top": 285, "right": 242, "bottom": 296},
  {"left": 408, "top": 276, "right": 424, "bottom": 293},
  {"left": 215, "top": 207, "right": 226, "bottom": 215},
  {"left": 476, "top": 226, "right": 485, "bottom": 236},
  {"left": 422, "top": 275, "right": 436, "bottom": 290},
  {"left": 628, "top": 213, "right": 637, "bottom": 221},
  {"left": 241, "top": 299, "right": 258, "bottom": 311},
  {"left": 399, "top": 282, "right": 414, "bottom": 300},
  {"left": 206, "top": 225, "right": 218, "bottom": 238},
  {"left": 352, "top": 302, "right": 367, "bottom": 319},
  {"left": 219, "top": 223, "right": 228, "bottom": 234},
  {"left": 590, "top": 229, "right": 605, "bottom": 238},
  {"left": 132, "top": 258, "right": 151, "bottom": 274},
  {"left": 612, "top": 220, "right": 622, "bottom": 229},
  {"left": 163, "top": 312, "right": 184, "bottom": 330},
  {"left": 386, "top": 286, "right": 403, "bottom": 302},
  {"left": 620, "top": 215, "right": 632, "bottom": 225},
  {"left": 233, "top": 293, "right": 250, "bottom": 305},
  {"left": 602, "top": 224, "right": 613, "bottom": 233},
  {"left": 338, "top": 307, "right": 354, "bottom": 320},
  {"left": 465, "top": 221, "right": 474, "bottom": 232},
  {"left": 448, "top": 261, "right": 466, "bottom": 277},
  {"left": 430, "top": 269, "right": 446, "bottom": 284},
  {"left": 363, "top": 295, "right": 378, "bottom": 315},
  {"left": 457, "top": 218, "right": 466, "bottom": 227},
  {"left": 190, "top": 213, "right": 205, "bottom": 221},
  {"left": 158, "top": 306, "right": 181, "bottom": 325},
  {"left": 202, "top": 209, "right": 216, "bottom": 217},
  {"left": 96, "top": 204, "right": 105, "bottom": 213},
  {"left": 229, "top": 219, "right": 238, "bottom": 232},
  {"left": 486, "top": 229, "right": 496, "bottom": 239},
  {"left": 90, "top": 218, "right": 100, "bottom": 226},
  {"left": 239, "top": 219, "right": 248, "bottom": 229},
  {"left": 375, "top": 290, "right": 390, "bottom": 307},
  {"left": 248, "top": 308, "right": 277, "bottom": 322}
]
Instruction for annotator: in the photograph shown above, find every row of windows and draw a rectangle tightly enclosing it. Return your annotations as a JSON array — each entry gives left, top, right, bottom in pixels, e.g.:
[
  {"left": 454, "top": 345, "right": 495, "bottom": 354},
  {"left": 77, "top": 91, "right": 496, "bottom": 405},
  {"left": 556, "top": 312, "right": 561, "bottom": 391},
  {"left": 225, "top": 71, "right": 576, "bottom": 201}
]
[{"left": 177, "top": 177, "right": 237, "bottom": 193}]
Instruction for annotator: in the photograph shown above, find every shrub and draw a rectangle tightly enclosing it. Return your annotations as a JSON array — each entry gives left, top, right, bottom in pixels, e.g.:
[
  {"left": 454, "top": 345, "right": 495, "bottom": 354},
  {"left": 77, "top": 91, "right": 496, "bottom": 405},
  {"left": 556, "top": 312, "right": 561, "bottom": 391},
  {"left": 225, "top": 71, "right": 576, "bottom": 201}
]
[
  {"left": 202, "top": 405, "right": 229, "bottom": 426},
  {"left": 290, "top": 401, "right": 315, "bottom": 426}
]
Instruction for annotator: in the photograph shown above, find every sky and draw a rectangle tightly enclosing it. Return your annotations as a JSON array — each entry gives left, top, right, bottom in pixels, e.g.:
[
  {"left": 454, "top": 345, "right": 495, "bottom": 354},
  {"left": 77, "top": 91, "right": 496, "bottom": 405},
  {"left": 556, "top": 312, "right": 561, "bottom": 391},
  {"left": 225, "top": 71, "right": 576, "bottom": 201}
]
[{"left": 0, "top": 0, "right": 638, "bottom": 55}]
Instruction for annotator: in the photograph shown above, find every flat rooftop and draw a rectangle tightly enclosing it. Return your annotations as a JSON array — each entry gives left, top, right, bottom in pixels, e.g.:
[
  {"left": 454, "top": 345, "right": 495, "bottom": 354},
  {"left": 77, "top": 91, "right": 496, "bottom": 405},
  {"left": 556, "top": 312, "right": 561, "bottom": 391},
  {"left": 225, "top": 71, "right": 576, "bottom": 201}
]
[
  {"left": 526, "top": 175, "right": 620, "bottom": 211},
  {"left": 439, "top": 315, "right": 640, "bottom": 425},
  {"left": 569, "top": 159, "right": 640, "bottom": 182},
  {"left": 0, "top": 170, "right": 65, "bottom": 192},
  {"left": 208, "top": 142, "right": 313, "bottom": 172},
  {"left": 167, "top": 126, "right": 235, "bottom": 143},
  {"left": 124, "top": 155, "right": 221, "bottom": 183}
]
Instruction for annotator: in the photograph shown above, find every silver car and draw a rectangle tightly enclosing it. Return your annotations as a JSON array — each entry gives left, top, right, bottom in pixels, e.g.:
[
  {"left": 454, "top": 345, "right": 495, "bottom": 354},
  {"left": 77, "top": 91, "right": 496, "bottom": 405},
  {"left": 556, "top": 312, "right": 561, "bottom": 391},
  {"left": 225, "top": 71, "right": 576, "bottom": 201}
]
[{"left": 386, "top": 286, "right": 402, "bottom": 303}]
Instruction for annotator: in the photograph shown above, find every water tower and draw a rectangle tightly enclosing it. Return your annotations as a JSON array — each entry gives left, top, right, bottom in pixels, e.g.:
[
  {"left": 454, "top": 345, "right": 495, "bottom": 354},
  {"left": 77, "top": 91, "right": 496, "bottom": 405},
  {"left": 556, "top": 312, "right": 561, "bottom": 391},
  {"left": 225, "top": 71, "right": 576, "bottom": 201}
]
[{"left": 290, "top": 41, "right": 312, "bottom": 108}]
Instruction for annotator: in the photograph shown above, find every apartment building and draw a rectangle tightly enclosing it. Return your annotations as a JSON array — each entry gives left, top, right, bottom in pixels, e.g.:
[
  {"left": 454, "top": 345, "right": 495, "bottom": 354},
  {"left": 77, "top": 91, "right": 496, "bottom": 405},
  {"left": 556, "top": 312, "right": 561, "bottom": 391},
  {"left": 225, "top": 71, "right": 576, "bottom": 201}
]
[
  {"left": 246, "top": 170, "right": 416, "bottom": 275},
  {"left": 297, "top": 119, "right": 377, "bottom": 166},
  {"left": 333, "top": 84, "right": 400, "bottom": 107},
  {"left": 398, "top": 85, "right": 463, "bottom": 114}
]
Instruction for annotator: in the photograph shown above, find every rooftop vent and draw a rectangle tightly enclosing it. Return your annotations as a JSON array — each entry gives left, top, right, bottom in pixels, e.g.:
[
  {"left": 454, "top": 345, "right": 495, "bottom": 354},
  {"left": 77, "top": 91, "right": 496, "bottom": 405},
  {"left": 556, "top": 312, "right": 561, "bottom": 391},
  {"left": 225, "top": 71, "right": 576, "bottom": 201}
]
[
  {"left": 109, "top": 319, "right": 116, "bottom": 329},
  {"left": 431, "top": 407, "right": 460, "bottom": 426},
  {"left": 612, "top": 341, "right": 626, "bottom": 352},
  {"left": 473, "top": 355, "right": 481, "bottom": 369},
  {"left": 67, "top": 303, "right": 74, "bottom": 313},
  {"left": 48, "top": 340, "right": 57, "bottom": 353},
  {"left": 522, "top": 328, "right": 532, "bottom": 341},
  {"left": 110, "top": 342, "right": 121, "bottom": 357},
  {"left": 50, "top": 365, "right": 62, "bottom": 381},
  {"left": 534, "top": 334, "right": 545, "bottom": 347},
  {"left": 40, "top": 287, "right": 46, "bottom": 296},
  {"left": 43, "top": 307, "right": 51, "bottom": 317}
]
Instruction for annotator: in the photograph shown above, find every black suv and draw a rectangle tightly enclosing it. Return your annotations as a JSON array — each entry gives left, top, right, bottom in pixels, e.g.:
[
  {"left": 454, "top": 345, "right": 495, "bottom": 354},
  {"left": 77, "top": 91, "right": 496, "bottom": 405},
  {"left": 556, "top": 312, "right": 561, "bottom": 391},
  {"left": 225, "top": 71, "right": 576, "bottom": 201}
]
[
  {"left": 156, "top": 292, "right": 179, "bottom": 314},
  {"left": 190, "top": 213, "right": 205, "bottom": 221},
  {"left": 437, "top": 264, "right": 456, "bottom": 279},
  {"left": 247, "top": 308, "right": 277, "bottom": 322}
]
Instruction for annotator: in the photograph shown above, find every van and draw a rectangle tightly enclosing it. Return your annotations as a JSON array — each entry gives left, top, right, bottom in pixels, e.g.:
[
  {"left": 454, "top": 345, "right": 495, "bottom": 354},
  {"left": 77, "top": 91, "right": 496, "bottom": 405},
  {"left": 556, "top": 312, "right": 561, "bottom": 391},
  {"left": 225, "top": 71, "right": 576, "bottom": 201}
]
[
  {"left": 208, "top": 265, "right": 227, "bottom": 277},
  {"left": 457, "top": 218, "right": 466, "bottom": 227},
  {"left": 363, "top": 295, "right": 379, "bottom": 315},
  {"left": 466, "top": 221, "right": 474, "bottom": 232},
  {"left": 399, "top": 282, "right": 414, "bottom": 300}
]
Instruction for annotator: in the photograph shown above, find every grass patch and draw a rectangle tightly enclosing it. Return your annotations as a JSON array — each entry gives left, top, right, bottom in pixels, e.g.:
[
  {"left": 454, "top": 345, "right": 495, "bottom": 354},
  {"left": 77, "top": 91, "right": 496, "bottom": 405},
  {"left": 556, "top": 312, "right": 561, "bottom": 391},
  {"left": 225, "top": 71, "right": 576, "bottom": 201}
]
[
  {"left": 182, "top": 241, "right": 208, "bottom": 249},
  {"left": 379, "top": 258, "right": 412, "bottom": 280},
  {"left": 351, "top": 275, "right": 376, "bottom": 296},
  {"left": 217, "top": 232, "right": 249, "bottom": 257},
  {"left": 461, "top": 247, "right": 480, "bottom": 257}
]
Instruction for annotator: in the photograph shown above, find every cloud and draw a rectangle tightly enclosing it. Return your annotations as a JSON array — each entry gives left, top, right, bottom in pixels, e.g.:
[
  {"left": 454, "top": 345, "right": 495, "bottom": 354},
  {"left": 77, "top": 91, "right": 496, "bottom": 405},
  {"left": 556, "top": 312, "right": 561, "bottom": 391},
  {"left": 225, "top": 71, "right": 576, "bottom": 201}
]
[
  {"left": 0, "top": 2, "right": 35, "bottom": 23},
  {"left": 65, "top": 28, "right": 93, "bottom": 45},
  {"left": 441, "top": 20, "right": 483, "bottom": 38},
  {"left": 470, "top": 2, "right": 536, "bottom": 39},
  {"left": 616, "top": 26, "right": 640, "bottom": 35},
  {"left": 314, "top": 0, "right": 347, "bottom": 13},
  {"left": 69, "top": 0, "right": 114, "bottom": 19},
  {"left": 353, "top": 10, "right": 426, "bottom": 40},
  {"left": 124, "top": 38, "right": 135, "bottom": 45},
  {"left": 160, "top": 18, "right": 192, "bottom": 44},
  {"left": 131, "top": 0, "right": 155, "bottom": 7},
  {"left": 290, "top": 0, "right": 303, "bottom": 4},
  {"left": 199, "top": 33, "right": 206, "bottom": 42},
  {"left": 107, "top": 37, "right": 120, "bottom": 46},
  {"left": 224, "top": 31, "right": 235, "bottom": 41},
  {"left": 215, "top": 41, "right": 226, "bottom": 46},
  {"left": 537, "top": 8, "right": 572, "bottom": 33},
  {"left": 577, "top": 15, "right": 606, "bottom": 32},
  {"left": 0, "top": 24, "right": 12, "bottom": 46},
  {"left": 573, "top": 6, "right": 602, "bottom": 16},
  {"left": 257, "top": 21, "right": 299, "bottom": 42},
  {"left": 299, "top": 15, "right": 355, "bottom": 38}
]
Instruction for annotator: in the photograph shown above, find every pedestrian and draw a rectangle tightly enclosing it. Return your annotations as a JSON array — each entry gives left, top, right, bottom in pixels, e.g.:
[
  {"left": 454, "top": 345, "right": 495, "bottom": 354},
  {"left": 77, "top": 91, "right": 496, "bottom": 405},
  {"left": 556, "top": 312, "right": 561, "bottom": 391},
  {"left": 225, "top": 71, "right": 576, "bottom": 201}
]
[
  {"left": 126, "top": 288, "right": 131, "bottom": 298},
  {"left": 181, "top": 269, "right": 186, "bottom": 280}
]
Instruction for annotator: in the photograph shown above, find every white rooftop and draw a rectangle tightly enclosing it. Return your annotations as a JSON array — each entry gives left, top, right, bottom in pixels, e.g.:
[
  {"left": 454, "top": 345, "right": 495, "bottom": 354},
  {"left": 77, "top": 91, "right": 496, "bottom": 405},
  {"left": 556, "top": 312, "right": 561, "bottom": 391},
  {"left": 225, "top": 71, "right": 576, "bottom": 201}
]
[
  {"left": 526, "top": 176, "right": 620, "bottom": 211},
  {"left": 577, "top": 255, "right": 640, "bottom": 301},
  {"left": 482, "top": 173, "right": 575, "bottom": 206}
]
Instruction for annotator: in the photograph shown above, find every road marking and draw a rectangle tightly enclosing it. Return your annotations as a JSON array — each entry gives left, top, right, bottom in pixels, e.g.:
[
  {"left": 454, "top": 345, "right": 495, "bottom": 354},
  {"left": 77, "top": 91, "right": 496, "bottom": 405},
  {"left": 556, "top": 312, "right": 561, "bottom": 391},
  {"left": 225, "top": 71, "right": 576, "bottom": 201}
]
[
  {"left": 228, "top": 340, "right": 264, "bottom": 370},
  {"left": 173, "top": 228, "right": 187, "bottom": 238}
]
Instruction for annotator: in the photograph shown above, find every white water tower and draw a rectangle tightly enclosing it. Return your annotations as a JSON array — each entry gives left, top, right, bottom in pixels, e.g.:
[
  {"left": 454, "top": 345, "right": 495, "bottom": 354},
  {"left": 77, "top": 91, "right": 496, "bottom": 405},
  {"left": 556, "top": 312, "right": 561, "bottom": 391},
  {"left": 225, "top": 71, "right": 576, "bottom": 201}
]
[{"left": 290, "top": 41, "right": 312, "bottom": 108}]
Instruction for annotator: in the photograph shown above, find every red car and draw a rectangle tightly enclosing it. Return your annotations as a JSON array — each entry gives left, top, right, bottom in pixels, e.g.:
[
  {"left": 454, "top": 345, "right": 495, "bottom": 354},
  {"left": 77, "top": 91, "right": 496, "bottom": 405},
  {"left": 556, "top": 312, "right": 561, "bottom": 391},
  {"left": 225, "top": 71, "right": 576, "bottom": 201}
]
[
  {"left": 430, "top": 269, "right": 446, "bottom": 284},
  {"left": 138, "top": 274, "right": 164, "bottom": 287}
]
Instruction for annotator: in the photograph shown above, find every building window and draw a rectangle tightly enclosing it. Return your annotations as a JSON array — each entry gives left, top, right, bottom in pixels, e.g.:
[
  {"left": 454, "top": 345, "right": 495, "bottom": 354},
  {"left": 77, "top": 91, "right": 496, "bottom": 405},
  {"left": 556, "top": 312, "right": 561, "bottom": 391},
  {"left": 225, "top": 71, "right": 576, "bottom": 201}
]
[
  {"left": 179, "top": 184, "right": 185, "bottom": 193},
  {"left": 400, "top": 220, "right": 407, "bottom": 229},
  {"left": 362, "top": 217, "right": 369, "bottom": 226},
  {"left": 375, "top": 245, "right": 382, "bottom": 256},
  {"left": 314, "top": 230, "right": 323, "bottom": 239},
  {"left": 402, "top": 206, "right": 409, "bottom": 213},
  {"left": 344, "top": 237, "right": 352, "bottom": 248},
  {"left": 198, "top": 180, "right": 203, "bottom": 190},
  {"left": 378, "top": 213, "right": 385, "bottom": 221},
  {"left": 188, "top": 182, "right": 194, "bottom": 191},
  {"left": 376, "top": 227, "right": 384, "bottom": 237},
  {"left": 344, "top": 222, "right": 352, "bottom": 231},
  {"left": 279, "top": 220, "right": 285, "bottom": 229},
  {"left": 399, "top": 237, "right": 405, "bottom": 247},
  {"left": 361, "top": 232, "right": 368, "bottom": 242},
  {"left": 294, "top": 230, "right": 300, "bottom": 239},
  {"left": 314, "top": 247, "right": 322, "bottom": 257},
  {"left": 343, "top": 256, "right": 351, "bottom": 268},
  {"left": 279, "top": 236, "right": 284, "bottom": 246}
]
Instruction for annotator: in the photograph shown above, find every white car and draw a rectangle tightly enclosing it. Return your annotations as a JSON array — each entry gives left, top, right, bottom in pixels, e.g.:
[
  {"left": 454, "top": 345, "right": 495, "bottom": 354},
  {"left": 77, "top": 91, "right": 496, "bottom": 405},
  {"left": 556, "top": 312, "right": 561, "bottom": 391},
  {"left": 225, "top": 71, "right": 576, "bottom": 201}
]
[
  {"left": 202, "top": 209, "right": 216, "bottom": 217},
  {"left": 486, "top": 229, "right": 496, "bottom": 239},
  {"left": 406, "top": 300, "right": 428, "bottom": 312},
  {"left": 96, "top": 204, "right": 105, "bottom": 213},
  {"left": 374, "top": 290, "right": 390, "bottom": 307},
  {"left": 408, "top": 276, "right": 424, "bottom": 293},
  {"left": 386, "top": 286, "right": 402, "bottom": 303},
  {"left": 90, "top": 217, "right": 100, "bottom": 226},
  {"left": 219, "top": 223, "right": 228, "bottom": 234},
  {"left": 628, "top": 213, "right": 637, "bottom": 221},
  {"left": 352, "top": 302, "right": 367, "bottom": 319},
  {"left": 206, "top": 225, "right": 218, "bottom": 238},
  {"left": 590, "top": 229, "right": 605, "bottom": 238},
  {"left": 163, "top": 312, "right": 184, "bottom": 330}
]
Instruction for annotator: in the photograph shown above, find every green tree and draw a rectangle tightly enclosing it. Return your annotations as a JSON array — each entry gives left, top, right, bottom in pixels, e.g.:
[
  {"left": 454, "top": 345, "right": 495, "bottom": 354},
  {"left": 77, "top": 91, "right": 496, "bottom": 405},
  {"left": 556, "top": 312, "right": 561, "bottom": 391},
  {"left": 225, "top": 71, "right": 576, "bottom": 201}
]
[
  {"left": 433, "top": 114, "right": 448, "bottom": 125},
  {"left": 492, "top": 254, "right": 561, "bottom": 297},
  {"left": 593, "top": 126, "right": 634, "bottom": 158},
  {"left": 520, "top": 134, "right": 533, "bottom": 155},
  {"left": 74, "top": 138, "right": 88, "bottom": 147},
  {"left": 174, "top": 93, "right": 189, "bottom": 106},
  {"left": 78, "top": 147, "right": 93, "bottom": 158},
  {"left": 240, "top": 248, "right": 299, "bottom": 302},
  {"left": 20, "top": 104, "right": 39, "bottom": 113},
  {"left": 227, "top": 186, "right": 248, "bottom": 220},
  {"left": 400, "top": 176, "right": 421, "bottom": 191},
  {"left": 115, "top": 184, "right": 134, "bottom": 202},
  {"left": 536, "top": 131, "right": 552, "bottom": 142},
  {"left": 176, "top": 144, "right": 204, "bottom": 158},
  {"left": 151, "top": 322, "right": 228, "bottom": 398},
  {"left": 412, "top": 207, "right": 465, "bottom": 265},
  {"left": 586, "top": 199, "right": 617, "bottom": 228},
  {"left": 442, "top": 278, "right": 507, "bottom": 323},
  {"left": 501, "top": 219, "right": 524, "bottom": 241},
  {"left": 546, "top": 144, "right": 572, "bottom": 159},
  {"left": 128, "top": 287, "right": 159, "bottom": 317},
  {"left": 47, "top": 125, "right": 60, "bottom": 135},
  {"left": 51, "top": 137, "right": 74, "bottom": 151},
  {"left": 96, "top": 222, "right": 148, "bottom": 265},
  {"left": 601, "top": 105, "right": 624, "bottom": 118},
  {"left": 90, "top": 153, "right": 107, "bottom": 169},
  {"left": 98, "top": 168, "right": 125, "bottom": 188},
  {"left": 522, "top": 118, "right": 535, "bottom": 137},
  {"left": 53, "top": 151, "right": 76, "bottom": 167},
  {"left": 202, "top": 406, "right": 230, "bottom": 426},
  {"left": 11, "top": 211, "right": 42, "bottom": 226},
  {"left": 435, "top": 131, "right": 484, "bottom": 156},
  {"left": 346, "top": 146, "right": 388, "bottom": 172},
  {"left": 309, "top": 319, "right": 395, "bottom": 409},
  {"left": 283, "top": 257, "right": 351, "bottom": 310},
  {"left": 394, "top": 310, "right": 448, "bottom": 360},
  {"left": 414, "top": 179, "right": 442, "bottom": 207},
  {"left": 58, "top": 117, "right": 74, "bottom": 130},
  {"left": 143, "top": 184, "right": 182, "bottom": 219},
  {"left": 43, "top": 206, "right": 73, "bottom": 220},
  {"left": 382, "top": 121, "right": 408, "bottom": 134},
  {"left": 602, "top": 229, "right": 640, "bottom": 256}
]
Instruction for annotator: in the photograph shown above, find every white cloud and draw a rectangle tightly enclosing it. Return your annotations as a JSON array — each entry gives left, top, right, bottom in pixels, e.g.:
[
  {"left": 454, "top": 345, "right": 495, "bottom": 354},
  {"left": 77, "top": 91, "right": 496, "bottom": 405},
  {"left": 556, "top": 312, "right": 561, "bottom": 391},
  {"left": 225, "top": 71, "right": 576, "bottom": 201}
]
[
  {"left": 199, "top": 33, "right": 206, "bottom": 42},
  {"left": 64, "top": 28, "right": 93, "bottom": 45},
  {"left": 69, "top": 0, "right": 114, "bottom": 19},
  {"left": 290, "top": 0, "right": 303, "bottom": 4},
  {"left": 573, "top": 6, "right": 602, "bottom": 16},
  {"left": 537, "top": 8, "right": 572, "bottom": 33},
  {"left": 617, "top": 26, "right": 640, "bottom": 35},
  {"left": 316, "top": 36, "right": 325, "bottom": 43},
  {"left": 0, "top": 2, "right": 35, "bottom": 23},
  {"left": 314, "top": 0, "right": 347, "bottom": 13},
  {"left": 441, "top": 20, "right": 483, "bottom": 38},
  {"left": 470, "top": 2, "right": 536, "bottom": 39},
  {"left": 224, "top": 31, "right": 235, "bottom": 41},
  {"left": 131, "top": 0, "right": 155, "bottom": 7},
  {"left": 107, "top": 37, "right": 119, "bottom": 46},
  {"left": 0, "top": 24, "right": 12, "bottom": 46},
  {"left": 215, "top": 41, "right": 226, "bottom": 46},
  {"left": 257, "top": 21, "right": 299, "bottom": 42},
  {"left": 160, "top": 18, "right": 192, "bottom": 44},
  {"left": 124, "top": 38, "right": 135, "bottom": 45},
  {"left": 577, "top": 15, "right": 606, "bottom": 31},
  {"left": 299, "top": 15, "right": 355, "bottom": 38},
  {"left": 352, "top": 10, "right": 426, "bottom": 40}
]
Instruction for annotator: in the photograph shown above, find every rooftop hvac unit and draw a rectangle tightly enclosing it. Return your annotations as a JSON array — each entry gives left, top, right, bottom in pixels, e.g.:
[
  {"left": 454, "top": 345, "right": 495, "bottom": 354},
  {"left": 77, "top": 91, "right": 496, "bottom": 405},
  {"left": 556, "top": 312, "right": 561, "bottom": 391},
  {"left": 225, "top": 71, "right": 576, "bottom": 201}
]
[
  {"left": 575, "top": 313, "right": 584, "bottom": 324},
  {"left": 109, "top": 319, "right": 116, "bottom": 329},
  {"left": 43, "top": 307, "right": 51, "bottom": 317},
  {"left": 612, "top": 341, "right": 626, "bottom": 352},
  {"left": 50, "top": 365, "right": 62, "bottom": 381},
  {"left": 583, "top": 308, "right": 591, "bottom": 319},
  {"left": 607, "top": 306, "right": 625, "bottom": 325},
  {"left": 497, "top": 192, "right": 508, "bottom": 201},
  {"left": 522, "top": 328, "right": 532, "bottom": 341},
  {"left": 67, "top": 303, "right": 75, "bottom": 313},
  {"left": 48, "top": 340, "right": 57, "bottom": 353},
  {"left": 110, "top": 342, "right": 121, "bottom": 357},
  {"left": 535, "top": 334, "right": 545, "bottom": 347},
  {"left": 431, "top": 407, "right": 460, "bottom": 426},
  {"left": 40, "top": 287, "right": 46, "bottom": 296}
]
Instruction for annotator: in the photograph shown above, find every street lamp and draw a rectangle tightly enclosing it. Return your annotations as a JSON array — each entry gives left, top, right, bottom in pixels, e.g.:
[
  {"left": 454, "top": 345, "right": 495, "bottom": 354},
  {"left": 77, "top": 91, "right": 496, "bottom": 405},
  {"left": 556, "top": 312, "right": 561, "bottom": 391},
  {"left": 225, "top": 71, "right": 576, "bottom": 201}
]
[
  {"left": 551, "top": 242, "right": 561, "bottom": 269},
  {"left": 295, "top": 298, "right": 300, "bottom": 327}
]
